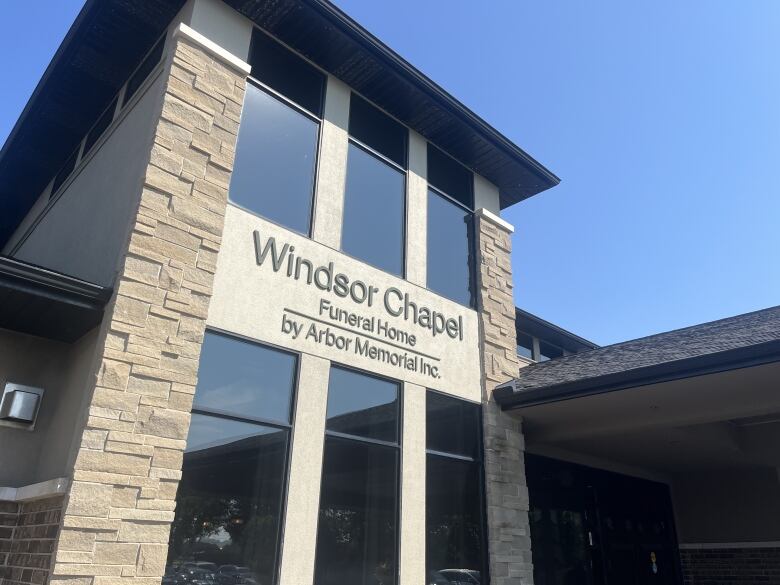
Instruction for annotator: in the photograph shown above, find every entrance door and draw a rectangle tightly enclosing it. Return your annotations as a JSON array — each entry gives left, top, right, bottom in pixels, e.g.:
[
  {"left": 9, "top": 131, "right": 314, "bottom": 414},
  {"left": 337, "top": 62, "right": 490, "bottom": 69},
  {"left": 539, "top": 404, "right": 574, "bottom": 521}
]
[{"left": 527, "top": 455, "right": 681, "bottom": 585}]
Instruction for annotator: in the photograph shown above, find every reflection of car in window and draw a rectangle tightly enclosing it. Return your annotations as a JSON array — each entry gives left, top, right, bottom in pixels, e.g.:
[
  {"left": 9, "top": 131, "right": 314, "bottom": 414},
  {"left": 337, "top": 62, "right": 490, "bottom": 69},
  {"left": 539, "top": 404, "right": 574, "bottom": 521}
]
[
  {"left": 433, "top": 569, "right": 481, "bottom": 585},
  {"left": 216, "top": 566, "right": 259, "bottom": 585}
]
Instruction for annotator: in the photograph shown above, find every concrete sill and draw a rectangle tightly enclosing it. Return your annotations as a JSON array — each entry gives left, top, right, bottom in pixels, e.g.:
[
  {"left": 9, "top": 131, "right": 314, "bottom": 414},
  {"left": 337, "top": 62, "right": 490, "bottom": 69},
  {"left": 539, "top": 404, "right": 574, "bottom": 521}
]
[{"left": 0, "top": 477, "right": 69, "bottom": 502}]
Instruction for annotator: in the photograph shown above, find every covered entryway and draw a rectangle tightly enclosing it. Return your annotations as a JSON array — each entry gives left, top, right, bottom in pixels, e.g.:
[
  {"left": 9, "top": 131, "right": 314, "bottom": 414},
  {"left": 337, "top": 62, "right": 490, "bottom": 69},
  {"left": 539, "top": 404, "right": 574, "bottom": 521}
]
[{"left": 496, "top": 306, "right": 780, "bottom": 585}]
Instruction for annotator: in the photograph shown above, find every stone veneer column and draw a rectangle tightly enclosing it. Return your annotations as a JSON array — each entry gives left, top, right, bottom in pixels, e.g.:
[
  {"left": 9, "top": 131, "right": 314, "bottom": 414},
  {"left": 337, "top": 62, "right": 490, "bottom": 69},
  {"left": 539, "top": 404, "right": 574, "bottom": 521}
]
[
  {"left": 50, "top": 24, "right": 249, "bottom": 585},
  {"left": 475, "top": 209, "right": 534, "bottom": 585}
]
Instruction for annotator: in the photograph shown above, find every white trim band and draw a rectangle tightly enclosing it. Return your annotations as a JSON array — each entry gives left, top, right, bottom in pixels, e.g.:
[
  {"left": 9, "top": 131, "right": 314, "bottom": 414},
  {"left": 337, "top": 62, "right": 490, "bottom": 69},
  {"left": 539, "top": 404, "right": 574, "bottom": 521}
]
[
  {"left": 174, "top": 23, "right": 252, "bottom": 76},
  {"left": 680, "top": 542, "right": 780, "bottom": 550},
  {"left": 0, "top": 477, "right": 69, "bottom": 503},
  {"left": 476, "top": 208, "right": 514, "bottom": 234}
]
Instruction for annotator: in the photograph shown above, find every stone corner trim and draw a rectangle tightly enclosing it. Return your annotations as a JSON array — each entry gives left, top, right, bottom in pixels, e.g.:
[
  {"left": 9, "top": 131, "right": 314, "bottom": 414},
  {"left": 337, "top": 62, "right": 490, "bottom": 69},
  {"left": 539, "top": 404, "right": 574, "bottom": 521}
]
[
  {"left": 476, "top": 207, "right": 515, "bottom": 234},
  {"left": 174, "top": 23, "right": 252, "bottom": 76},
  {"left": 476, "top": 211, "right": 533, "bottom": 585},
  {"left": 50, "top": 31, "right": 249, "bottom": 585}
]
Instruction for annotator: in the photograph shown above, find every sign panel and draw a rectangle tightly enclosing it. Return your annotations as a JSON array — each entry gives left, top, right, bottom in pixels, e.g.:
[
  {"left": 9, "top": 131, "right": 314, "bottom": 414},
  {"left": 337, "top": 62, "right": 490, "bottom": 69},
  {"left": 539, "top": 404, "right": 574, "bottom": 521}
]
[{"left": 208, "top": 206, "right": 482, "bottom": 399}]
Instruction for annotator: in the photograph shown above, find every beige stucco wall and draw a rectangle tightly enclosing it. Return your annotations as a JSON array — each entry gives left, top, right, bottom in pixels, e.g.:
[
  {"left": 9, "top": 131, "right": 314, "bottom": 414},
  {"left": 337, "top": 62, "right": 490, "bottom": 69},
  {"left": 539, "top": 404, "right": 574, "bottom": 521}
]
[
  {"left": 208, "top": 205, "right": 482, "bottom": 399},
  {"left": 0, "top": 327, "right": 101, "bottom": 488}
]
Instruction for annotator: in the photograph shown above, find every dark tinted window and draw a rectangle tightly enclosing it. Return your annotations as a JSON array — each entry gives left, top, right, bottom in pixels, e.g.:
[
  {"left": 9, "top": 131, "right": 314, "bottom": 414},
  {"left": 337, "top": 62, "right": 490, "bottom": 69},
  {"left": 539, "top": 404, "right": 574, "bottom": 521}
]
[
  {"left": 427, "top": 392, "right": 480, "bottom": 459},
  {"left": 349, "top": 95, "right": 406, "bottom": 167},
  {"left": 341, "top": 143, "right": 405, "bottom": 275},
  {"left": 124, "top": 37, "right": 164, "bottom": 106},
  {"left": 427, "top": 189, "right": 475, "bottom": 307},
  {"left": 229, "top": 83, "right": 319, "bottom": 234},
  {"left": 83, "top": 98, "right": 117, "bottom": 156},
  {"left": 517, "top": 332, "right": 534, "bottom": 360},
  {"left": 194, "top": 331, "right": 297, "bottom": 424},
  {"left": 315, "top": 437, "right": 399, "bottom": 585},
  {"left": 426, "top": 392, "right": 486, "bottom": 582},
  {"left": 326, "top": 366, "right": 399, "bottom": 443},
  {"left": 539, "top": 341, "right": 564, "bottom": 362},
  {"left": 428, "top": 145, "right": 473, "bottom": 209},
  {"left": 51, "top": 149, "right": 79, "bottom": 197},
  {"left": 249, "top": 28, "right": 325, "bottom": 116},
  {"left": 427, "top": 456, "right": 486, "bottom": 581},
  {"left": 168, "top": 414, "right": 289, "bottom": 585}
]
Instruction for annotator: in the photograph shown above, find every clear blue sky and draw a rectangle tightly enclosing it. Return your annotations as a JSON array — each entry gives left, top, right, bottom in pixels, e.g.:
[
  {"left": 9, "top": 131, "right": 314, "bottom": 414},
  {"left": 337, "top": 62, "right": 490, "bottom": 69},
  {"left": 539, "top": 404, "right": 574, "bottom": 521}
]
[{"left": 2, "top": 1, "right": 779, "bottom": 345}]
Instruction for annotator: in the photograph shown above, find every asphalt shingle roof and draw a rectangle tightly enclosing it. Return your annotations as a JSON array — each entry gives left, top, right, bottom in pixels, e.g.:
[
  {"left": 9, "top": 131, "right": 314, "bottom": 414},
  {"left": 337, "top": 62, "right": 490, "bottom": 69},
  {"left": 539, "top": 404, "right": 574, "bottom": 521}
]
[{"left": 512, "top": 305, "right": 780, "bottom": 393}]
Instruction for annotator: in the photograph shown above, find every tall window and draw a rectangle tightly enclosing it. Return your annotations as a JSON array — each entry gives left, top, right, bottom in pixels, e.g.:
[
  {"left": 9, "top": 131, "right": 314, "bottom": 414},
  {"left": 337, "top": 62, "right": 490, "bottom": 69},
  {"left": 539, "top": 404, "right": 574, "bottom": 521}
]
[
  {"left": 167, "top": 332, "right": 298, "bottom": 585},
  {"left": 341, "top": 94, "right": 407, "bottom": 276},
  {"left": 426, "top": 391, "right": 487, "bottom": 583},
  {"left": 315, "top": 366, "right": 401, "bottom": 585},
  {"left": 229, "top": 29, "right": 325, "bottom": 235},
  {"left": 426, "top": 145, "right": 475, "bottom": 307}
]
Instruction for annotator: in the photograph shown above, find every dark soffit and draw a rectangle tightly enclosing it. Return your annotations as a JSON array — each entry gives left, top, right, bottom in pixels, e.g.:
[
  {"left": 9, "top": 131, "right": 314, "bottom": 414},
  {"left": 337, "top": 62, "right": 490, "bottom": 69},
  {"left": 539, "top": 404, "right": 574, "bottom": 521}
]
[{"left": 0, "top": 256, "right": 112, "bottom": 343}]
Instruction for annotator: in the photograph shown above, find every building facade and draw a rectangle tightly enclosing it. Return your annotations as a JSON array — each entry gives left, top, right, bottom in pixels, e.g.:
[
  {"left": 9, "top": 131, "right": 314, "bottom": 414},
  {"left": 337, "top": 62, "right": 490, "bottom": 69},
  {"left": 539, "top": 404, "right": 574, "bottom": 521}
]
[
  {"left": 0, "top": 2, "right": 556, "bottom": 585},
  {"left": 1, "top": 2, "right": 779, "bottom": 585}
]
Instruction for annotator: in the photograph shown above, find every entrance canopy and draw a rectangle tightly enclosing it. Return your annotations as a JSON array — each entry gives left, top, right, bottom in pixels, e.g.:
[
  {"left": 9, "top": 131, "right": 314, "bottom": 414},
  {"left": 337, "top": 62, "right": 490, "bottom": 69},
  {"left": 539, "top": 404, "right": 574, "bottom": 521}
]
[{"left": 496, "top": 306, "right": 780, "bottom": 548}]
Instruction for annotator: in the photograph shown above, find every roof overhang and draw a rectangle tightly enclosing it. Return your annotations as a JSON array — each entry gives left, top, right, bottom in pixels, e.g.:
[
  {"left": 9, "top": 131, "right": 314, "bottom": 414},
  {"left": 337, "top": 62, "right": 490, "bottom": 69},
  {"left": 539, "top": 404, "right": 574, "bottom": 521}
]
[
  {"left": 0, "top": 256, "right": 112, "bottom": 342},
  {"left": 0, "top": 0, "right": 559, "bottom": 248},
  {"left": 496, "top": 338, "right": 780, "bottom": 410}
]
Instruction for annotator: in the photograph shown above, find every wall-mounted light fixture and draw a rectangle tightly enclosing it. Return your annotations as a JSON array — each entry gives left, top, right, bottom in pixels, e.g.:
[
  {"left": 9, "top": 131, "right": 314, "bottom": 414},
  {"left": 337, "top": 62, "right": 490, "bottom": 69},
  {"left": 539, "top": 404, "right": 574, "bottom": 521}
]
[{"left": 0, "top": 382, "right": 44, "bottom": 430}]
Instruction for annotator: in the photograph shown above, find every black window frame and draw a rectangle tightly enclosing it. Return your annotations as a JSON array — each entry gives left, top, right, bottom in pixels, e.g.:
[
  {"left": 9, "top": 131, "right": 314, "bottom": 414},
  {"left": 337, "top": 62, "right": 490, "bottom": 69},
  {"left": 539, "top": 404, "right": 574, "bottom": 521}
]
[
  {"left": 182, "top": 328, "right": 301, "bottom": 585},
  {"left": 426, "top": 184, "right": 477, "bottom": 308},
  {"left": 229, "top": 27, "right": 327, "bottom": 237},
  {"left": 314, "top": 363, "right": 403, "bottom": 585},
  {"left": 425, "top": 389, "right": 489, "bottom": 583}
]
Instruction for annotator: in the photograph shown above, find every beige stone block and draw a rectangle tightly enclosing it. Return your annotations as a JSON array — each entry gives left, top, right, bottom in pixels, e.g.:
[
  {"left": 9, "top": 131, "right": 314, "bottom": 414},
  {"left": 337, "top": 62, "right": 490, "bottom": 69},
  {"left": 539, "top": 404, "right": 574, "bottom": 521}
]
[
  {"left": 109, "top": 508, "right": 174, "bottom": 522},
  {"left": 176, "top": 316, "right": 205, "bottom": 343},
  {"left": 50, "top": 576, "right": 93, "bottom": 585},
  {"left": 67, "top": 482, "right": 113, "bottom": 517},
  {"left": 156, "top": 480, "right": 179, "bottom": 501},
  {"left": 93, "top": 543, "right": 139, "bottom": 565},
  {"left": 131, "top": 364, "right": 196, "bottom": 385},
  {"left": 116, "top": 520, "right": 171, "bottom": 544},
  {"left": 135, "top": 499, "right": 176, "bottom": 511},
  {"left": 166, "top": 390, "right": 194, "bottom": 412},
  {"left": 170, "top": 196, "right": 223, "bottom": 235},
  {"left": 82, "top": 429, "right": 109, "bottom": 450},
  {"left": 105, "top": 332, "right": 129, "bottom": 352},
  {"left": 158, "top": 353, "right": 199, "bottom": 376},
  {"left": 136, "top": 408, "right": 190, "bottom": 440},
  {"left": 113, "top": 296, "right": 151, "bottom": 327},
  {"left": 127, "top": 375, "right": 171, "bottom": 399},
  {"left": 94, "top": 578, "right": 163, "bottom": 585},
  {"left": 162, "top": 94, "right": 213, "bottom": 133},
  {"left": 152, "top": 448, "right": 183, "bottom": 470},
  {"left": 52, "top": 564, "right": 123, "bottom": 577},
  {"left": 105, "top": 441, "right": 155, "bottom": 457},
  {"left": 130, "top": 232, "right": 198, "bottom": 267},
  {"left": 117, "top": 281, "right": 167, "bottom": 306},
  {"left": 76, "top": 450, "right": 151, "bottom": 476},
  {"left": 58, "top": 529, "right": 97, "bottom": 552},
  {"left": 155, "top": 223, "right": 201, "bottom": 251},
  {"left": 92, "top": 388, "right": 141, "bottom": 414},
  {"left": 56, "top": 550, "right": 95, "bottom": 564},
  {"left": 137, "top": 544, "right": 168, "bottom": 577},
  {"left": 98, "top": 360, "right": 132, "bottom": 391},
  {"left": 111, "top": 486, "right": 140, "bottom": 509},
  {"left": 143, "top": 436, "right": 187, "bottom": 450},
  {"left": 149, "top": 468, "right": 182, "bottom": 480},
  {"left": 150, "top": 143, "right": 184, "bottom": 176}
]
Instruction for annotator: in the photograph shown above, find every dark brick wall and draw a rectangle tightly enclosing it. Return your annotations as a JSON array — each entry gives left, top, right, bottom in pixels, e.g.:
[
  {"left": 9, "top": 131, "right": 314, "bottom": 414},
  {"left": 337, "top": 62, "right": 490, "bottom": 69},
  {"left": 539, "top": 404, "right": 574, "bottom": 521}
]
[
  {"left": 681, "top": 546, "right": 780, "bottom": 584},
  {"left": 0, "top": 497, "right": 63, "bottom": 585}
]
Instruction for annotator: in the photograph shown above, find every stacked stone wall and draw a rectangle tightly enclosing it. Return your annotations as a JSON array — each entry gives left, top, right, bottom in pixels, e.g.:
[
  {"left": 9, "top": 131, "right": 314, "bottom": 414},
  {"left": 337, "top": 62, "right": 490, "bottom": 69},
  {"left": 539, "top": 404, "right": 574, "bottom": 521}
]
[
  {"left": 475, "top": 211, "right": 534, "bottom": 585},
  {"left": 50, "top": 30, "right": 248, "bottom": 585}
]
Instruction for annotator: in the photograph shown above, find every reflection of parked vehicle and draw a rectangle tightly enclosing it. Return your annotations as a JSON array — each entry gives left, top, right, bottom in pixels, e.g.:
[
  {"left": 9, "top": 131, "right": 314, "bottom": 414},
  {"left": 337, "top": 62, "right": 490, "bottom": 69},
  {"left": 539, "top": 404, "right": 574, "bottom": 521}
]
[
  {"left": 175, "top": 566, "right": 216, "bottom": 585},
  {"left": 432, "top": 569, "right": 481, "bottom": 585},
  {"left": 216, "top": 565, "right": 258, "bottom": 585}
]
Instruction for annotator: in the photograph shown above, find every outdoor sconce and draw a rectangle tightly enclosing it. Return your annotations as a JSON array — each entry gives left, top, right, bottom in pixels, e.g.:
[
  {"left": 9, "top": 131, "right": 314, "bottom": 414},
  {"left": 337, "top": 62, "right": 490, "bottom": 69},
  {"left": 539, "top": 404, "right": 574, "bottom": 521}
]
[{"left": 0, "top": 382, "right": 44, "bottom": 429}]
